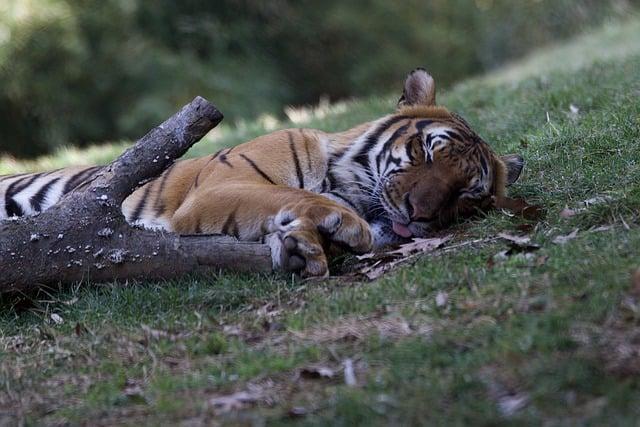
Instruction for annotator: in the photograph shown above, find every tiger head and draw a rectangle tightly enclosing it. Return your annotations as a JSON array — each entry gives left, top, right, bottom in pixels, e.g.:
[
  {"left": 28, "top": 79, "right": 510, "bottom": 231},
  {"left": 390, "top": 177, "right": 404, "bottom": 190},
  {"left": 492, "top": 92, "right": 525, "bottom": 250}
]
[{"left": 373, "top": 68, "right": 523, "bottom": 241}]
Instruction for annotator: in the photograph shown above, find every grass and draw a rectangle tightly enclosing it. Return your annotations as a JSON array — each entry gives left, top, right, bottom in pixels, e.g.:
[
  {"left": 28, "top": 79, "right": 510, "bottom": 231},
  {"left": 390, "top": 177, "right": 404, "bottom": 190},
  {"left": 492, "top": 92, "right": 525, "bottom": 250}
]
[{"left": 2, "top": 16, "right": 640, "bottom": 426}]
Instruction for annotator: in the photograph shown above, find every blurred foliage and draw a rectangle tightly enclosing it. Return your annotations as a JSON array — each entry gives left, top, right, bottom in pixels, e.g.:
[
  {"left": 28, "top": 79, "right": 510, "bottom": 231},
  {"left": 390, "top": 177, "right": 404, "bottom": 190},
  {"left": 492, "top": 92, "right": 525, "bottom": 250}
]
[{"left": 0, "top": 0, "right": 636, "bottom": 157}]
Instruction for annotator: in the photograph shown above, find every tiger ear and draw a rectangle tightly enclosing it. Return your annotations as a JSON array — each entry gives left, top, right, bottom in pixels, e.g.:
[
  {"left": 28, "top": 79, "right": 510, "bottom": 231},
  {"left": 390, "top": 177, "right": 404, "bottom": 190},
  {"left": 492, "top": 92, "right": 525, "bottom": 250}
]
[
  {"left": 501, "top": 154, "right": 524, "bottom": 186},
  {"left": 398, "top": 68, "right": 436, "bottom": 108}
]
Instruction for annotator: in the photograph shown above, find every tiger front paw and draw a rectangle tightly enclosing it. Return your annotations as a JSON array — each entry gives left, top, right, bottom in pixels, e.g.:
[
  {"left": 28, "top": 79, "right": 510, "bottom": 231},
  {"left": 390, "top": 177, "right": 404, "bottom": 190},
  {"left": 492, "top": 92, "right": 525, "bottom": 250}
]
[{"left": 266, "top": 202, "right": 373, "bottom": 277}]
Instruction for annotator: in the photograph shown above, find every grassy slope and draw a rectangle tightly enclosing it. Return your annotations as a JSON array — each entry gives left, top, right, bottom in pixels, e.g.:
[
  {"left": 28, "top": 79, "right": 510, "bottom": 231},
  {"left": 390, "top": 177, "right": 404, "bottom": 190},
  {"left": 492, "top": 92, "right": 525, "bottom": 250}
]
[{"left": 2, "top": 17, "right": 640, "bottom": 426}]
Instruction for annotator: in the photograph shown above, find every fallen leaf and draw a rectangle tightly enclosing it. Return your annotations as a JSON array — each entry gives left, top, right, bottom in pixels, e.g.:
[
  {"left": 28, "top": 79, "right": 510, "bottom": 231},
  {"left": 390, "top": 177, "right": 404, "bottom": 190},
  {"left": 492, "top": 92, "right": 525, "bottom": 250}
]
[
  {"left": 343, "top": 359, "right": 357, "bottom": 387},
  {"left": 288, "top": 407, "right": 308, "bottom": 417},
  {"left": 568, "top": 104, "right": 580, "bottom": 120},
  {"left": 559, "top": 208, "right": 577, "bottom": 219},
  {"left": 495, "top": 197, "right": 544, "bottom": 221},
  {"left": 552, "top": 229, "right": 579, "bottom": 245},
  {"left": 50, "top": 313, "right": 64, "bottom": 325},
  {"left": 497, "top": 233, "right": 540, "bottom": 253},
  {"left": 498, "top": 233, "right": 531, "bottom": 246},
  {"left": 435, "top": 291, "right": 448, "bottom": 308},
  {"left": 492, "top": 250, "right": 510, "bottom": 262},
  {"left": 558, "top": 195, "right": 614, "bottom": 219},
  {"left": 355, "top": 252, "right": 376, "bottom": 261},
  {"left": 498, "top": 394, "right": 529, "bottom": 417},
  {"left": 209, "top": 391, "right": 259, "bottom": 413},
  {"left": 123, "top": 380, "right": 147, "bottom": 404},
  {"left": 388, "top": 236, "right": 451, "bottom": 257},
  {"left": 300, "top": 366, "right": 335, "bottom": 379},
  {"left": 583, "top": 196, "right": 614, "bottom": 207}
]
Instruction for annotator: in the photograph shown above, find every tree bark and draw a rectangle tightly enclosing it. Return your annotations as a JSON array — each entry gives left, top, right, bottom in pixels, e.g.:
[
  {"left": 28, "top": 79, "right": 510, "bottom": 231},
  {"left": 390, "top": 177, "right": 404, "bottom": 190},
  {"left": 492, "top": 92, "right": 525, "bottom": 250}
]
[{"left": 0, "top": 96, "right": 273, "bottom": 294}]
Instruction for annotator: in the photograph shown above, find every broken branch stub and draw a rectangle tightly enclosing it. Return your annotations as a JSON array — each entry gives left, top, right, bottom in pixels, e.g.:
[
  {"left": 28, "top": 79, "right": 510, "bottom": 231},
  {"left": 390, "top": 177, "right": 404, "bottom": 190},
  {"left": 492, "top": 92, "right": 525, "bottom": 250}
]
[{"left": 0, "top": 96, "right": 273, "bottom": 294}]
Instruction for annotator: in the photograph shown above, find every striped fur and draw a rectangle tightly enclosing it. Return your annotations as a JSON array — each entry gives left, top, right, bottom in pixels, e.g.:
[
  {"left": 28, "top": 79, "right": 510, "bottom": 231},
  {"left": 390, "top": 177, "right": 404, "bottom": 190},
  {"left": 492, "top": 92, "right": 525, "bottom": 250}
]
[{"left": 0, "top": 69, "right": 523, "bottom": 276}]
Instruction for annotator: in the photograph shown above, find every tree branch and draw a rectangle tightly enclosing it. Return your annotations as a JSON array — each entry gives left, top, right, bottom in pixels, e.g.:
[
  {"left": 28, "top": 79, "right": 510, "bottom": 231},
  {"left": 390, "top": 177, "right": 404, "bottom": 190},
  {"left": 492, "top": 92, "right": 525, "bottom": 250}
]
[{"left": 0, "top": 97, "right": 274, "bottom": 294}]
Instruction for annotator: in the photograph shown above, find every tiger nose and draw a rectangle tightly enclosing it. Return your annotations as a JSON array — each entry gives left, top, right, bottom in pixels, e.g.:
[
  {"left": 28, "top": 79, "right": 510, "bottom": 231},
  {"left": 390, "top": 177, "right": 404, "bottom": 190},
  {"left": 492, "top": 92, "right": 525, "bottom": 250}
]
[{"left": 407, "top": 194, "right": 434, "bottom": 222}]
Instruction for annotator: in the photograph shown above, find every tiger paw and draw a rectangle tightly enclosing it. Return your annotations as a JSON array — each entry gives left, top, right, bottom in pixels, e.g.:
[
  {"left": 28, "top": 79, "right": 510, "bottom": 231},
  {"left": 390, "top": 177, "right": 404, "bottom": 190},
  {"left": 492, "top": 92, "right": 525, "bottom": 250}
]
[{"left": 266, "top": 202, "right": 373, "bottom": 277}]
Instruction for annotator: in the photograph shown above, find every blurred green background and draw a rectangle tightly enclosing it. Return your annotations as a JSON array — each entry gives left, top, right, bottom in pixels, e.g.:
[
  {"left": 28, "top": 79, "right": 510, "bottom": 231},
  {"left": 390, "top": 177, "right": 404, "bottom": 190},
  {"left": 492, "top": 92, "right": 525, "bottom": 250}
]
[{"left": 0, "top": 0, "right": 636, "bottom": 158}]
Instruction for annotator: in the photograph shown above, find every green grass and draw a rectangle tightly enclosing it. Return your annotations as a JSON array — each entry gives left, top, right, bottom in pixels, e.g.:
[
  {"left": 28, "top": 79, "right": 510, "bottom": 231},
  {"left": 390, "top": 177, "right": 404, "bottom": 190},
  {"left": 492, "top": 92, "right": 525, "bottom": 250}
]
[{"left": 2, "top": 17, "right": 640, "bottom": 426}]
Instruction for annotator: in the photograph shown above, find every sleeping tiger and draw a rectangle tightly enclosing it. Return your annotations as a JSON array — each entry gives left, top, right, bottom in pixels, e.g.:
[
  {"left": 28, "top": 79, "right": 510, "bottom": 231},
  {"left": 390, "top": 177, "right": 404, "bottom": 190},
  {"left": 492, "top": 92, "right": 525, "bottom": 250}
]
[{"left": 0, "top": 69, "right": 523, "bottom": 277}]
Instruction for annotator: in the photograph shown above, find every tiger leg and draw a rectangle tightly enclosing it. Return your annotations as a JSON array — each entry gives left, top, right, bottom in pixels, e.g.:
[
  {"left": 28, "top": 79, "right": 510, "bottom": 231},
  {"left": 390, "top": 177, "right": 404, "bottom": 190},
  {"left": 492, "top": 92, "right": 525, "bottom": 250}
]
[{"left": 171, "top": 183, "right": 373, "bottom": 277}]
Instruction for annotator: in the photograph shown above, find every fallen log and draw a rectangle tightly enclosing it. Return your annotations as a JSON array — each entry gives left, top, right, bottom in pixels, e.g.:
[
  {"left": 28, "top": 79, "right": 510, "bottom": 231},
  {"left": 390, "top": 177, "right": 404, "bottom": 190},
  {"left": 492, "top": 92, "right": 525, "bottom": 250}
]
[{"left": 0, "top": 96, "right": 273, "bottom": 294}]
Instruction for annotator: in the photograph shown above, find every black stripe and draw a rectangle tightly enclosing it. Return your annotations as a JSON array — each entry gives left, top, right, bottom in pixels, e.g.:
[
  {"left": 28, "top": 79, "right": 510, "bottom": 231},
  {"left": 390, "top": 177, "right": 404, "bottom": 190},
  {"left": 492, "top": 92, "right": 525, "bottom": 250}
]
[
  {"left": 194, "top": 152, "right": 221, "bottom": 189},
  {"left": 63, "top": 166, "right": 100, "bottom": 194},
  {"left": 288, "top": 132, "right": 305, "bottom": 188},
  {"left": 239, "top": 154, "right": 276, "bottom": 184},
  {"left": 30, "top": 177, "right": 61, "bottom": 212},
  {"left": 425, "top": 133, "right": 435, "bottom": 163},
  {"left": 153, "top": 164, "right": 175, "bottom": 215},
  {"left": 0, "top": 173, "right": 28, "bottom": 182},
  {"left": 218, "top": 150, "right": 233, "bottom": 168},
  {"left": 375, "top": 123, "right": 410, "bottom": 174},
  {"left": 326, "top": 158, "right": 338, "bottom": 191},
  {"left": 445, "top": 130, "right": 462, "bottom": 141},
  {"left": 405, "top": 136, "right": 417, "bottom": 161},
  {"left": 479, "top": 155, "right": 489, "bottom": 176},
  {"left": 415, "top": 119, "right": 434, "bottom": 133},
  {"left": 4, "top": 173, "right": 45, "bottom": 217},
  {"left": 130, "top": 184, "right": 153, "bottom": 222},
  {"left": 353, "top": 115, "right": 409, "bottom": 169},
  {"left": 221, "top": 210, "right": 237, "bottom": 237},
  {"left": 327, "top": 191, "right": 358, "bottom": 211},
  {"left": 300, "top": 129, "right": 313, "bottom": 173}
]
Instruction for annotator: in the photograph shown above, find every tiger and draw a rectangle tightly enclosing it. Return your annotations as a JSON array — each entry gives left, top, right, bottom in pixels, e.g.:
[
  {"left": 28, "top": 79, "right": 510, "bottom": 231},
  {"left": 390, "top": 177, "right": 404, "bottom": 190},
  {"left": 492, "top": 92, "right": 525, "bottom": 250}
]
[{"left": 0, "top": 69, "right": 523, "bottom": 277}]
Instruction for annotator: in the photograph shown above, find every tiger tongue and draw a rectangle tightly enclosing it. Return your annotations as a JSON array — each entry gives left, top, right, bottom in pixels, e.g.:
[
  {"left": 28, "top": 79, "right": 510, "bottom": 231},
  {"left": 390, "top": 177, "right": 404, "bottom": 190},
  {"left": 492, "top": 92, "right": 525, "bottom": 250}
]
[{"left": 392, "top": 222, "right": 413, "bottom": 238}]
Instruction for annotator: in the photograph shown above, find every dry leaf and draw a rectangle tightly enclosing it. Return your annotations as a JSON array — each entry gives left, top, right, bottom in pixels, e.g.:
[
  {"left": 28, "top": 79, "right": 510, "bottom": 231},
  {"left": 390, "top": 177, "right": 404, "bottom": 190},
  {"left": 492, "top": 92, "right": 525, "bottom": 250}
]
[
  {"left": 559, "top": 208, "right": 577, "bottom": 219},
  {"left": 288, "top": 407, "right": 308, "bottom": 417},
  {"left": 300, "top": 366, "right": 335, "bottom": 379},
  {"left": 498, "top": 394, "right": 529, "bottom": 417},
  {"left": 495, "top": 197, "right": 544, "bottom": 221},
  {"left": 50, "top": 313, "right": 64, "bottom": 325},
  {"left": 568, "top": 104, "right": 580, "bottom": 120},
  {"left": 498, "top": 233, "right": 531, "bottom": 246},
  {"left": 552, "top": 229, "right": 579, "bottom": 245},
  {"left": 122, "top": 380, "right": 146, "bottom": 404},
  {"left": 388, "top": 236, "right": 451, "bottom": 257},
  {"left": 209, "top": 391, "right": 259, "bottom": 413},
  {"left": 558, "top": 195, "right": 613, "bottom": 220},
  {"left": 355, "top": 252, "right": 376, "bottom": 261},
  {"left": 498, "top": 233, "right": 540, "bottom": 253},
  {"left": 435, "top": 291, "right": 448, "bottom": 308},
  {"left": 583, "top": 196, "right": 613, "bottom": 207}
]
